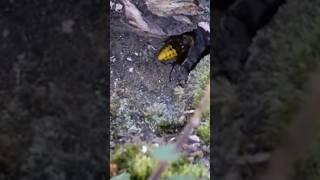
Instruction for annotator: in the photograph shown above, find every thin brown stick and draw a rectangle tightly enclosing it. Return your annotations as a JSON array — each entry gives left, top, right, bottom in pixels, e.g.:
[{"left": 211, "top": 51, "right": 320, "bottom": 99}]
[{"left": 148, "top": 83, "right": 210, "bottom": 180}]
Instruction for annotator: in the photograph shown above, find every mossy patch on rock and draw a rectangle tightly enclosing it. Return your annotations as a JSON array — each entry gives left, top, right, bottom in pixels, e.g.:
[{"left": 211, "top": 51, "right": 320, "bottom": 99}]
[
  {"left": 143, "top": 103, "right": 184, "bottom": 134},
  {"left": 187, "top": 55, "right": 210, "bottom": 108}
]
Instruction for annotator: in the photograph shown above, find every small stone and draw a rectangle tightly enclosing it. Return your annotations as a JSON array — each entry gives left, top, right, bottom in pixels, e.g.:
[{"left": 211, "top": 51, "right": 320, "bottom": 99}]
[
  {"left": 189, "top": 135, "right": 201, "bottom": 142},
  {"left": 134, "top": 52, "right": 139, "bottom": 56},
  {"left": 191, "top": 150, "right": 203, "bottom": 158},
  {"left": 126, "top": 57, "right": 132, "bottom": 61},
  {"left": 198, "top": 22, "right": 210, "bottom": 32},
  {"left": 192, "top": 143, "right": 201, "bottom": 148},
  {"left": 115, "top": 3, "right": 123, "bottom": 12},
  {"left": 152, "top": 137, "right": 164, "bottom": 144},
  {"left": 110, "top": 141, "right": 115, "bottom": 148},
  {"left": 184, "top": 110, "right": 195, "bottom": 114},
  {"left": 147, "top": 44, "right": 155, "bottom": 50},
  {"left": 110, "top": 56, "right": 116, "bottom": 62},
  {"left": 201, "top": 145, "right": 210, "bottom": 153},
  {"left": 110, "top": 1, "right": 114, "bottom": 9},
  {"left": 129, "top": 67, "right": 134, "bottom": 72},
  {"left": 128, "top": 125, "right": 139, "bottom": 133}
]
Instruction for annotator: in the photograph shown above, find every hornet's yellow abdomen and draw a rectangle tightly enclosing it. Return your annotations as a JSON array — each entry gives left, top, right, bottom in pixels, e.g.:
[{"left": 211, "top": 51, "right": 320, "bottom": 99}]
[
  {"left": 158, "top": 45, "right": 178, "bottom": 62},
  {"left": 157, "top": 34, "right": 194, "bottom": 64}
]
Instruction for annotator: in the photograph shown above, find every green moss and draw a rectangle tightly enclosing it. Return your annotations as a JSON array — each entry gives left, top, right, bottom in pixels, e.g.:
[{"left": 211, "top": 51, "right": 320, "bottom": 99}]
[
  {"left": 111, "top": 144, "right": 141, "bottom": 170},
  {"left": 143, "top": 103, "right": 183, "bottom": 134},
  {"left": 110, "top": 95, "right": 120, "bottom": 120},
  {"left": 196, "top": 118, "right": 210, "bottom": 144},
  {"left": 131, "top": 154, "right": 156, "bottom": 180},
  {"left": 110, "top": 144, "right": 209, "bottom": 180},
  {"left": 162, "top": 163, "right": 209, "bottom": 179}
]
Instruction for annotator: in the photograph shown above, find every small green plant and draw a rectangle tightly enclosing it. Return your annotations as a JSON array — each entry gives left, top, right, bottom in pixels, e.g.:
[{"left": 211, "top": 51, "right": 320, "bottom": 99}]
[
  {"left": 197, "top": 120, "right": 210, "bottom": 144},
  {"left": 110, "top": 144, "right": 209, "bottom": 179}
]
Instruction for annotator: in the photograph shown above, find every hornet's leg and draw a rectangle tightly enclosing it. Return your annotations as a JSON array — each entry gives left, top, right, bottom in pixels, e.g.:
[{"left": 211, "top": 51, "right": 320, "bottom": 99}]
[{"left": 169, "top": 62, "right": 176, "bottom": 82}]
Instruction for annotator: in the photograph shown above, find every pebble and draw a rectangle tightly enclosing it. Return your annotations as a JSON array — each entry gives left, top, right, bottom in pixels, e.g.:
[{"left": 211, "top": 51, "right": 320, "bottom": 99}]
[
  {"left": 152, "top": 137, "right": 164, "bottom": 144},
  {"left": 189, "top": 135, "right": 201, "bottom": 142},
  {"left": 190, "top": 150, "right": 204, "bottom": 158},
  {"left": 126, "top": 57, "right": 132, "bottom": 61},
  {"left": 134, "top": 52, "right": 139, "bottom": 56},
  {"left": 129, "top": 67, "right": 133, "bottom": 72},
  {"left": 128, "top": 125, "right": 139, "bottom": 133},
  {"left": 110, "top": 1, "right": 114, "bottom": 9},
  {"left": 147, "top": 44, "right": 156, "bottom": 50},
  {"left": 201, "top": 145, "right": 210, "bottom": 153},
  {"left": 115, "top": 3, "right": 123, "bottom": 12},
  {"left": 111, "top": 56, "right": 116, "bottom": 62}
]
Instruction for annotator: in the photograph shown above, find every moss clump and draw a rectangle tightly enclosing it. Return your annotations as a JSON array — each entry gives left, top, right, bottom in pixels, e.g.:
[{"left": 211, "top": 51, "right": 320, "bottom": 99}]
[
  {"left": 188, "top": 55, "right": 210, "bottom": 107},
  {"left": 131, "top": 154, "right": 156, "bottom": 180},
  {"left": 143, "top": 103, "right": 183, "bottom": 134},
  {"left": 110, "top": 144, "right": 209, "bottom": 179},
  {"left": 196, "top": 118, "right": 210, "bottom": 144},
  {"left": 111, "top": 144, "right": 141, "bottom": 171},
  {"left": 110, "top": 95, "right": 121, "bottom": 121},
  {"left": 163, "top": 162, "right": 209, "bottom": 179}
]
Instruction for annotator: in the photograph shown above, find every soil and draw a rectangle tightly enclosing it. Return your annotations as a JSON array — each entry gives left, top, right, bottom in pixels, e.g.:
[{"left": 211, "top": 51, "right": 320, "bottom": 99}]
[{"left": 109, "top": 0, "right": 209, "bottom": 144}]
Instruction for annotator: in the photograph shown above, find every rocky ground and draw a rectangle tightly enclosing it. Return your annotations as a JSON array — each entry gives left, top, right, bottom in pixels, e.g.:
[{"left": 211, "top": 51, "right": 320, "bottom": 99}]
[{"left": 109, "top": 0, "right": 211, "bottom": 178}]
